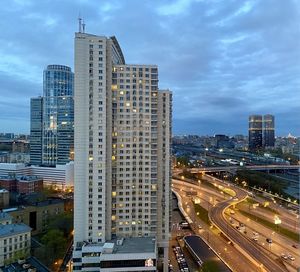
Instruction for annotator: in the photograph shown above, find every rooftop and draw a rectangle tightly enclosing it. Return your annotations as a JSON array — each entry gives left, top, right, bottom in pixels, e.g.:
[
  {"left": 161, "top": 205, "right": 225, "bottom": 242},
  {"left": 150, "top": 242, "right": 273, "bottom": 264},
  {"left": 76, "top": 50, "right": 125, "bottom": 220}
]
[
  {"left": 0, "top": 175, "right": 41, "bottom": 182},
  {"left": 80, "top": 237, "right": 156, "bottom": 255},
  {"left": 0, "top": 223, "right": 31, "bottom": 238},
  {"left": 1, "top": 256, "right": 50, "bottom": 271},
  {"left": 0, "top": 212, "right": 13, "bottom": 221},
  {"left": 111, "top": 237, "right": 156, "bottom": 254}
]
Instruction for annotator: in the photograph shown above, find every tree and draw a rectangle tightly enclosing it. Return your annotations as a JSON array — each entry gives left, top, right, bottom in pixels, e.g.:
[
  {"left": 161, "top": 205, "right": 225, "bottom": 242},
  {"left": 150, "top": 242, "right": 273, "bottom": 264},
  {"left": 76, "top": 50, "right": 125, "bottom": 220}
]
[
  {"left": 48, "top": 212, "right": 73, "bottom": 238},
  {"left": 41, "top": 229, "right": 67, "bottom": 260}
]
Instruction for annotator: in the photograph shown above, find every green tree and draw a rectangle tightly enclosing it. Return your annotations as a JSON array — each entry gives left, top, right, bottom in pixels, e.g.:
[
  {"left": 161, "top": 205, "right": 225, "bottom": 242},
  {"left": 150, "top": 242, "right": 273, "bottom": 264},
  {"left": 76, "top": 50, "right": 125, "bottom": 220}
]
[
  {"left": 48, "top": 212, "right": 73, "bottom": 238},
  {"left": 41, "top": 229, "right": 67, "bottom": 260}
]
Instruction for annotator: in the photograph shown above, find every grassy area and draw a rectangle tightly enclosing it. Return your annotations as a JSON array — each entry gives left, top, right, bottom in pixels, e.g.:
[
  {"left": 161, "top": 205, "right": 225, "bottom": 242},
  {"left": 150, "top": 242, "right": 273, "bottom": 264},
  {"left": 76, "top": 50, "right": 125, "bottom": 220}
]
[
  {"left": 201, "top": 260, "right": 221, "bottom": 272},
  {"left": 222, "top": 187, "right": 236, "bottom": 197},
  {"left": 193, "top": 203, "right": 210, "bottom": 224},
  {"left": 239, "top": 210, "right": 300, "bottom": 242}
]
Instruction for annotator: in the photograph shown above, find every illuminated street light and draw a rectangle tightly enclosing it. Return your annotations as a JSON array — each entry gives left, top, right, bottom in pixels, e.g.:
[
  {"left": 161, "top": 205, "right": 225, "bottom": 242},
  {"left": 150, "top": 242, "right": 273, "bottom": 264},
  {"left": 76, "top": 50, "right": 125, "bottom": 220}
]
[{"left": 274, "top": 215, "right": 281, "bottom": 225}]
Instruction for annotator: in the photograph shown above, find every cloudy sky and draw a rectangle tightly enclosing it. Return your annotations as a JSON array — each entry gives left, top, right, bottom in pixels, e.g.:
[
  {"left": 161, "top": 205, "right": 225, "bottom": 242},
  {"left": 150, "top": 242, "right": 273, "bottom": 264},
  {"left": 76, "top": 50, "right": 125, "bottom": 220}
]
[{"left": 0, "top": 0, "right": 299, "bottom": 136}]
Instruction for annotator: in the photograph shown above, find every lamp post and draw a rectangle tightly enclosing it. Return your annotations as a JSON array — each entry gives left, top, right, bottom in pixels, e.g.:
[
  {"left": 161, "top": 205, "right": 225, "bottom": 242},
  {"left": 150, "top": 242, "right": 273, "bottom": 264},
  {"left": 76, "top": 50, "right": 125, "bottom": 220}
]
[{"left": 274, "top": 215, "right": 281, "bottom": 233}]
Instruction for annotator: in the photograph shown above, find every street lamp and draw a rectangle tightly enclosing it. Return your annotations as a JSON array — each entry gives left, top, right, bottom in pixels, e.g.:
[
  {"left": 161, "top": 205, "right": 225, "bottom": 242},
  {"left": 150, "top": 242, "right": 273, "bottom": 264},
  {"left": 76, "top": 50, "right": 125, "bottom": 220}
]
[{"left": 274, "top": 215, "right": 281, "bottom": 233}]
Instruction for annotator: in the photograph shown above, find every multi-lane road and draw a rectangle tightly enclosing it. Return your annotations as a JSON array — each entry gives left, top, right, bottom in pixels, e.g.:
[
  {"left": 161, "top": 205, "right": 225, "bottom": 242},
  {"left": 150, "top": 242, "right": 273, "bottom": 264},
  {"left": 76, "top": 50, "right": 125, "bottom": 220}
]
[
  {"left": 173, "top": 175, "right": 299, "bottom": 272},
  {"left": 209, "top": 188, "right": 288, "bottom": 272}
]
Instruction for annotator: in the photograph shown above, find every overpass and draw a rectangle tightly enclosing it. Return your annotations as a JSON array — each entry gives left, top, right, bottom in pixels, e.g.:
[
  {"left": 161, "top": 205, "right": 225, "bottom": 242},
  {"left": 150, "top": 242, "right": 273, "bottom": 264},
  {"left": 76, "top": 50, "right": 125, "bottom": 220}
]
[{"left": 189, "top": 164, "right": 300, "bottom": 173}]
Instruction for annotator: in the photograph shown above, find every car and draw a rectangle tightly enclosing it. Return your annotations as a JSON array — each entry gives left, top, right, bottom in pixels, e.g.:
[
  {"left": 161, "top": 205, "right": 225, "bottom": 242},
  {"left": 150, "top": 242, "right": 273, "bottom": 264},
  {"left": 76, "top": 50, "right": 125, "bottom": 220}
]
[
  {"left": 292, "top": 244, "right": 299, "bottom": 249},
  {"left": 266, "top": 238, "right": 272, "bottom": 244},
  {"left": 281, "top": 253, "right": 288, "bottom": 260},
  {"left": 198, "top": 225, "right": 202, "bottom": 229},
  {"left": 252, "top": 237, "right": 258, "bottom": 241},
  {"left": 253, "top": 232, "right": 259, "bottom": 236},
  {"left": 288, "top": 254, "right": 295, "bottom": 261},
  {"left": 22, "top": 264, "right": 31, "bottom": 269}
]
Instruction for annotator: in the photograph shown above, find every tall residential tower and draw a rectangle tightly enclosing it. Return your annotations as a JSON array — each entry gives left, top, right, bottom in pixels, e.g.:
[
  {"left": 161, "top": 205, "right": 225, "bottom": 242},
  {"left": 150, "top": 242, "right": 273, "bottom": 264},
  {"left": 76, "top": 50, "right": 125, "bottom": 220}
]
[{"left": 73, "top": 31, "right": 171, "bottom": 271}]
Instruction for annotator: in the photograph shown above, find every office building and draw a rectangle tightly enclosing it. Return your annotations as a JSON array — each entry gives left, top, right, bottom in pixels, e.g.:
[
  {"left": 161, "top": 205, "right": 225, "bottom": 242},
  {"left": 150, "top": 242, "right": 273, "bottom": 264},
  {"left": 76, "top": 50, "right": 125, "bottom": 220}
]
[
  {"left": 0, "top": 163, "right": 74, "bottom": 189},
  {"left": 30, "top": 65, "right": 74, "bottom": 166},
  {"left": 263, "top": 114, "right": 275, "bottom": 148},
  {"left": 249, "top": 115, "right": 263, "bottom": 150},
  {"left": 248, "top": 114, "right": 275, "bottom": 150},
  {"left": 73, "top": 29, "right": 171, "bottom": 271},
  {"left": 30, "top": 97, "right": 43, "bottom": 165}
]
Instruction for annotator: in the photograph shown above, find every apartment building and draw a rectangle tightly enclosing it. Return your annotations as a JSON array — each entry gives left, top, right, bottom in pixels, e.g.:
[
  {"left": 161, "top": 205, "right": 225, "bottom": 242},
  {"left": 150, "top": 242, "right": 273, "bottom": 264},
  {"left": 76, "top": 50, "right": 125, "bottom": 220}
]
[{"left": 73, "top": 28, "right": 171, "bottom": 271}]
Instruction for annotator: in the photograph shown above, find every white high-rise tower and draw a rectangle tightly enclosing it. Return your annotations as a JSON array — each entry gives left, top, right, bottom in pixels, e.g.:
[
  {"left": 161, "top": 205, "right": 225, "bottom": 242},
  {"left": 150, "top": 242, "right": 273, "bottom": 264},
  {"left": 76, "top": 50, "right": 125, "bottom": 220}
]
[{"left": 73, "top": 30, "right": 172, "bottom": 272}]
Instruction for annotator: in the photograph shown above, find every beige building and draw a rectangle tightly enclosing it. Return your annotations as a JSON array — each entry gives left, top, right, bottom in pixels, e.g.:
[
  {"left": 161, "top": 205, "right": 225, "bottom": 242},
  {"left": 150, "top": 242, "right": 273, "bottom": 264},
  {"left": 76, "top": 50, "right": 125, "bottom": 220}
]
[
  {"left": 0, "top": 223, "right": 31, "bottom": 266},
  {"left": 73, "top": 30, "right": 171, "bottom": 271},
  {"left": 5, "top": 199, "right": 64, "bottom": 235}
]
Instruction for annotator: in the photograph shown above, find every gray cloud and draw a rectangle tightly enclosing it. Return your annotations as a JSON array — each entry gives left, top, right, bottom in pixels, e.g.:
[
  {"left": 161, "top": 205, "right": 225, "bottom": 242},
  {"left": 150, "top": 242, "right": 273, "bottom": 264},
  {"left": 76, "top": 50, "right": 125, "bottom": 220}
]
[{"left": 0, "top": 0, "right": 299, "bottom": 136}]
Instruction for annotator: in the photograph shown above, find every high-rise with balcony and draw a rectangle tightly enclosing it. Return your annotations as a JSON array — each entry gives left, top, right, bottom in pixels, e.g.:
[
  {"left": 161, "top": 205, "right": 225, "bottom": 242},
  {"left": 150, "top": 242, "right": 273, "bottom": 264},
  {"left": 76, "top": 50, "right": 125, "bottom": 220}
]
[
  {"left": 30, "top": 65, "right": 74, "bottom": 166},
  {"left": 73, "top": 30, "right": 171, "bottom": 271}
]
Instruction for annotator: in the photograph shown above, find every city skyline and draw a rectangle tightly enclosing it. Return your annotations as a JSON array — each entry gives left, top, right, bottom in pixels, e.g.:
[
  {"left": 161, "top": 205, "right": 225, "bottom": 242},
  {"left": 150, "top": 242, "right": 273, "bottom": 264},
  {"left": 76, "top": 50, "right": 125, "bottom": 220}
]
[{"left": 0, "top": 0, "right": 299, "bottom": 135}]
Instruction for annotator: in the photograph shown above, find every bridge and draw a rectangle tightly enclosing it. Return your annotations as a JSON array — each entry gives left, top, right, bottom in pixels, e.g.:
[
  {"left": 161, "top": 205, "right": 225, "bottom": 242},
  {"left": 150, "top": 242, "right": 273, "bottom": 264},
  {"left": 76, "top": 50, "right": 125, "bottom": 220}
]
[{"left": 189, "top": 164, "right": 300, "bottom": 173}]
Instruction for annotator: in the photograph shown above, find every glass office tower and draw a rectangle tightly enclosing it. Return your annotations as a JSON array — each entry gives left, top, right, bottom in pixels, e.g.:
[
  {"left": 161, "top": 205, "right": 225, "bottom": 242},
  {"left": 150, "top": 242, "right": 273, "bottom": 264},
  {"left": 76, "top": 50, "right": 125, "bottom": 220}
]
[
  {"left": 263, "top": 114, "right": 275, "bottom": 148},
  {"left": 249, "top": 115, "right": 263, "bottom": 150},
  {"left": 30, "top": 97, "right": 43, "bottom": 165},
  {"left": 42, "top": 65, "right": 74, "bottom": 166}
]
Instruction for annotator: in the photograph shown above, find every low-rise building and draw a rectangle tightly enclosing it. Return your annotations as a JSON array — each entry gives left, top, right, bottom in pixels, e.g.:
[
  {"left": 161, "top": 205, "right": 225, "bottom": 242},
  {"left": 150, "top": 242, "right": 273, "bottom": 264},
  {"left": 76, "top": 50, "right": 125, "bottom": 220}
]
[
  {"left": 4, "top": 199, "right": 64, "bottom": 235},
  {"left": 73, "top": 237, "right": 157, "bottom": 272},
  {"left": 0, "top": 176, "right": 43, "bottom": 194},
  {"left": 0, "top": 223, "right": 31, "bottom": 266}
]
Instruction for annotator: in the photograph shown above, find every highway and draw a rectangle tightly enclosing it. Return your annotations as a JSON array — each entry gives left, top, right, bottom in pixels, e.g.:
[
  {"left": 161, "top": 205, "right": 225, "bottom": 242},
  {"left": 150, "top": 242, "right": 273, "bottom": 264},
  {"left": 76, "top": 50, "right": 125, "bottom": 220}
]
[
  {"left": 206, "top": 186, "right": 289, "bottom": 272},
  {"left": 173, "top": 176, "right": 295, "bottom": 272}
]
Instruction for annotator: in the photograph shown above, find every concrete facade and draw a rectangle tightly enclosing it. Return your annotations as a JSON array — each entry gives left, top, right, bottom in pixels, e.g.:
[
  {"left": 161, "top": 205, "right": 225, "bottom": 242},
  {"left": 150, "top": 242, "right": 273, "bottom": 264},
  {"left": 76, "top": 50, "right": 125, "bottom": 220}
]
[{"left": 74, "top": 31, "right": 172, "bottom": 271}]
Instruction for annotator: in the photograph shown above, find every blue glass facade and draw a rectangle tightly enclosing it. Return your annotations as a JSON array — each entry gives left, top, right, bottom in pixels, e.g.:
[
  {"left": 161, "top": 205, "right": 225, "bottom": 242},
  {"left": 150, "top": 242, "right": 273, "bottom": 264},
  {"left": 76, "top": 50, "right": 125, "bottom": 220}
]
[
  {"left": 30, "top": 97, "right": 43, "bottom": 165},
  {"left": 42, "top": 65, "right": 74, "bottom": 166}
]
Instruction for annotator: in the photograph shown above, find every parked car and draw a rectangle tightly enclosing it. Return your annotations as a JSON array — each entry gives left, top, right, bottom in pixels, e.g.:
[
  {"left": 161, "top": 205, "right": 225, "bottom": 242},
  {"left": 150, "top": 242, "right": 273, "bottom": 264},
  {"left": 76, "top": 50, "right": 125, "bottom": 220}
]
[{"left": 288, "top": 254, "right": 295, "bottom": 261}]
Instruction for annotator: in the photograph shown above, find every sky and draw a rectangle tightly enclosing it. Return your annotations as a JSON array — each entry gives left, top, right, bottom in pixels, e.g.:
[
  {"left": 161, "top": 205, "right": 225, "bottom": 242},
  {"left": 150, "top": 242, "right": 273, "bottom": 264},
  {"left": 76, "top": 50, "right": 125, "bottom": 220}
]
[{"left": 0, "top": 0, "right": 299, "bottom": 136}]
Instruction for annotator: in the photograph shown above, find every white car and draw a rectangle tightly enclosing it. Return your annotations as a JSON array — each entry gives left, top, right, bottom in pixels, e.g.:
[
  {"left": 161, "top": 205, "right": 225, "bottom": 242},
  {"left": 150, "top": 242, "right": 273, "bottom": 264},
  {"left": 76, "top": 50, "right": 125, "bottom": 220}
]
[
  {"left": 288, "top": 255, "right": 295, "bottom": 261},
  {"left": 281, "top": 253, "right": 288, "bottom": 260}
]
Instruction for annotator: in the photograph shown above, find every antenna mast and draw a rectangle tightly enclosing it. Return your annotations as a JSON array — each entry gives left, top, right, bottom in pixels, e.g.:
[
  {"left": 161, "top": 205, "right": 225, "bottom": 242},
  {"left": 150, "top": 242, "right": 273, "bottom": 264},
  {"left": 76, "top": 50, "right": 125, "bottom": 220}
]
[{"left": 78, "top": 16, "right": 82, "bottom": 33}]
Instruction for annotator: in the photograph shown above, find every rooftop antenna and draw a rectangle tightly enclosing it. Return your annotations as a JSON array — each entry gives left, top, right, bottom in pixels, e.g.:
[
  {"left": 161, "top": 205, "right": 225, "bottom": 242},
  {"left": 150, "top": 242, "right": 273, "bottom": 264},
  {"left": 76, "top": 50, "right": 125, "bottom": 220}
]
[
  {"left": 78, "top": 14, "right": 82, "bottom": 33},
  {"left": 82, "top": 19, "right": 86, "bottom": 33}
]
